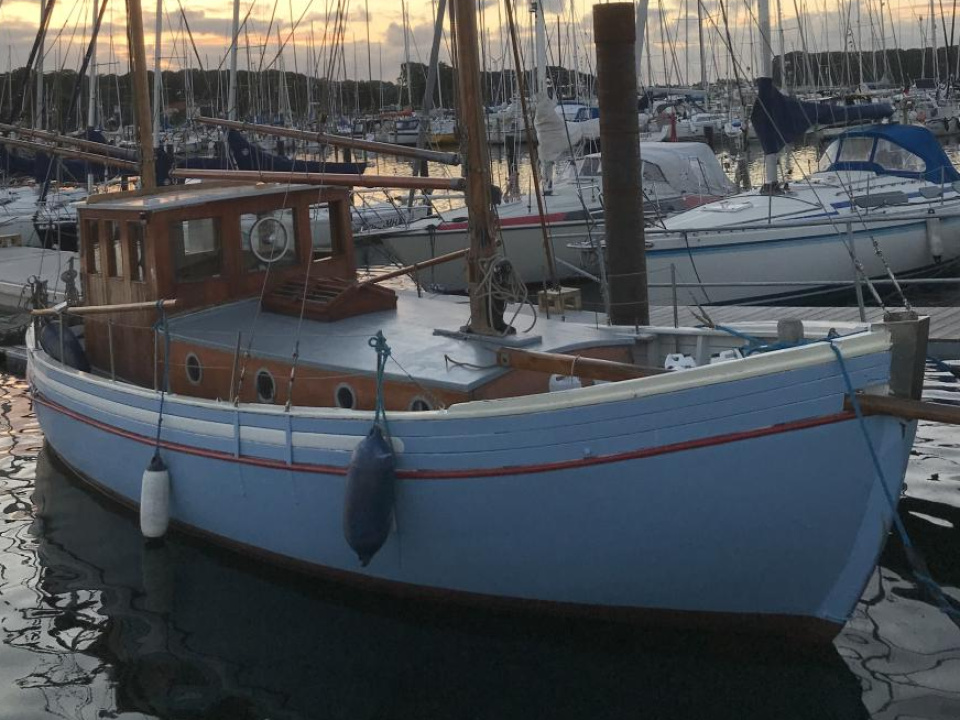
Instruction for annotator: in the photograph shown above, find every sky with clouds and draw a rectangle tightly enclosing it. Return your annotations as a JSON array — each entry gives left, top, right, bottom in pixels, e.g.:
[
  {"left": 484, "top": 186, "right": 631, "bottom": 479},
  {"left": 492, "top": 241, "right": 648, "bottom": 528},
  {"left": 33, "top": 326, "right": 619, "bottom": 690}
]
[{"left": 0, "top": 0, "right": 946, "bottom": 86}]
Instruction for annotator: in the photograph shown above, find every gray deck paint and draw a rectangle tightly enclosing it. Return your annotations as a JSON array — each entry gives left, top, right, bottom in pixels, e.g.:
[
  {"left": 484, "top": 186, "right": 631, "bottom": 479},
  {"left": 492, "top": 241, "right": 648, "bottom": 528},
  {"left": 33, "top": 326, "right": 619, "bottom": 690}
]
[{"left": 166, "top": 296, "right": 636, "bottom": 393}]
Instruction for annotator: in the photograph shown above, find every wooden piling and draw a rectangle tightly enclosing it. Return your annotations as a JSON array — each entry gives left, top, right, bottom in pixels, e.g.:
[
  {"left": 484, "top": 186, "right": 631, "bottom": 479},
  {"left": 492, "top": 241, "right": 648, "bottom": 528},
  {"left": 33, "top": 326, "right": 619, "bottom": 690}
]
[{"left": 594, "top": 3, "right": 649, "bottom": 327}]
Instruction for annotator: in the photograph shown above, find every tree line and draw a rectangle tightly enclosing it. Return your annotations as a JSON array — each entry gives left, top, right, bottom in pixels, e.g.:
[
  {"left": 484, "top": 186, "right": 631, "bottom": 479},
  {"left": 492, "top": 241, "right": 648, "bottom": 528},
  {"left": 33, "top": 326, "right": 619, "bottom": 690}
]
[{"left": 0, "top": 47, "right": 951, "bottom": 132}]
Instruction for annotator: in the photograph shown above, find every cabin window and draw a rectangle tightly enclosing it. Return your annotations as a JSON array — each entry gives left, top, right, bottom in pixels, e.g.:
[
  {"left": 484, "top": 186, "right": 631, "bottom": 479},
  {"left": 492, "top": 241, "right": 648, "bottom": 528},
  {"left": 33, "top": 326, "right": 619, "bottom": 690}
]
[
  {"left": 817, "top": 141, "right": 840, "bottom": 171},
  {"left": 836, "top": 137, "right": 874, "bottom": 164},
  {"left": 105, "top": 221, "right": 123, "bottom": 278},
  {"left": 84, "top": 220, "right": 101, "bottom": 275},
  {"left": 872, "top": 139, "right": 926, "bottom": 174},
  {"left": 335, "top": 383, "right": 356, "bottom": 409},
  {"left": 241, "top": 209, "right": 298, "bottom": 271},
  {"left": 578, "top": 156, "right": 602, "bottom": 177},
  {"left": 171, "top": 217, "right": 222, "bottom": 282},
  {"left": 127, "top": 222, "right": 146, "bottom": 282},
  {"left": 409, "top": 396, "right": 432, "bottom": 412},
  {"left": 256, "top": 369, "right": 276, "bottom": 403},
  {"left": 185, "top": 353, "right": 202, "bottom": 384},
  {"left": 642, "top": 161, "right": 668, "bottom": 185}
]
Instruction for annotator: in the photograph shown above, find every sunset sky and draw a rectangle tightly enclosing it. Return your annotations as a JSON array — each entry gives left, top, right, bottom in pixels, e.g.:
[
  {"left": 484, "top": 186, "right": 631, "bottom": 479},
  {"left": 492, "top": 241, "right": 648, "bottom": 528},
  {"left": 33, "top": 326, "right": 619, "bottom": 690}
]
[{"left": 0, "top": 0, "right": 946, "bottom": 87}]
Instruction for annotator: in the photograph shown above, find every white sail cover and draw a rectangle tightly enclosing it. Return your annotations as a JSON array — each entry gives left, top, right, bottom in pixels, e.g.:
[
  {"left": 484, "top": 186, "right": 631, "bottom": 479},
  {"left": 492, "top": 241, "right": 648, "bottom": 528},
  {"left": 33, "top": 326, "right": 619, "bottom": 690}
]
[
  {"left": 639, "top": 142, "right": 734, "bottom": 196},
  {"left": 535, "top": 94, "right": 584, "bottom": 163}
]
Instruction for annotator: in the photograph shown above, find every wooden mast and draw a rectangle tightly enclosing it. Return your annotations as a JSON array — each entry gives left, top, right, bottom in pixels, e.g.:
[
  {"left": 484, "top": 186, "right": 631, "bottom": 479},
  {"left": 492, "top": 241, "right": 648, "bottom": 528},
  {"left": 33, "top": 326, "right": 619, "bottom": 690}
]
[
  {"left": 451, "top": 0, "right": 498, "bottom": 335},
  {"left": 125, "top": 0, "right": 156, "bottom": 190}
]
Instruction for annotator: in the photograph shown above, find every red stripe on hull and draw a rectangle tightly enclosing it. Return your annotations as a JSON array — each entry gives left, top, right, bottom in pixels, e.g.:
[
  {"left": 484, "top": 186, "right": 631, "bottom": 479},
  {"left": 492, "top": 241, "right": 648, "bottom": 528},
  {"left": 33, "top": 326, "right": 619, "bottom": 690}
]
[{"left": 34, "top": 390, "right": 858, "bottom": 479}]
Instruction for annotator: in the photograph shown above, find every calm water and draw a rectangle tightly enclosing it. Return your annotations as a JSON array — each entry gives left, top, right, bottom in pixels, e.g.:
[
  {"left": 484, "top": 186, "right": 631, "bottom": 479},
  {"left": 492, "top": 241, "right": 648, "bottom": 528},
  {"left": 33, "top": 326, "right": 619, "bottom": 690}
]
[{"left": 1, "top": 366, "right": 959, "bottom": 719}]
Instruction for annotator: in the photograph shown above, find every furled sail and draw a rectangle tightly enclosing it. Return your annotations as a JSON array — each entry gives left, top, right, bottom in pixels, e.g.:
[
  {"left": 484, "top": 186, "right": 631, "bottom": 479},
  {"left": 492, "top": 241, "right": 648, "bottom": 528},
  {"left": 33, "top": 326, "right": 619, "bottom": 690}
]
[
  {"left": 226, "top": 130, "right": 367, "bottom": 175},
  {"left": 750, "top": 77, "right": 894, "bottom": 155}
]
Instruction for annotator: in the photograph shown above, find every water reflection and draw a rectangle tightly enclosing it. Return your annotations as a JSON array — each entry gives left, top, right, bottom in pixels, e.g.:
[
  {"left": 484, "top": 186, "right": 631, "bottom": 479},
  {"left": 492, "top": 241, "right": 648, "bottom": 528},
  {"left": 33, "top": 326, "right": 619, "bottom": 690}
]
[
  {"left": 25, "top": 447, "right": 872, "bottom": 720},
  {"left": 2, "top": 363, "right": 959, "bottom": 719}
]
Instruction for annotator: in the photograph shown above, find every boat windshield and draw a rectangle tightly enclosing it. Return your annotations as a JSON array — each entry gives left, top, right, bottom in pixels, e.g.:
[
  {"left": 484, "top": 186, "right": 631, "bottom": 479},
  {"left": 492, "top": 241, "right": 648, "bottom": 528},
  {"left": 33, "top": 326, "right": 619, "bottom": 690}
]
[
  {"left": 818, "top": 141, "right": 840, "bottom": 171},
  {"left": 837, "top": 137, "right": 874, "bottom": 163},
  {"left": 642, "top": 161, "right": 668, "bottom": 184},
  {"left": 579, "top": 156, "right": 603, "bottom": 177},
  {"left": 819, "top": 134, "right": 930, "bottom": 176},
  {"left": 872, "top": 139, "right": 926, "bottom": 174}
]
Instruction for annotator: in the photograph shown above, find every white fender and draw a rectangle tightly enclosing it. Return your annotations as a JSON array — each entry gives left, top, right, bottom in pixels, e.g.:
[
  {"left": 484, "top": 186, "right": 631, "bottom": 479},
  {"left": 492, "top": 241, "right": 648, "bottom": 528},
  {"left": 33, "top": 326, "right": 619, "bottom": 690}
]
[
  {"left": 926, "top": 217, "right": 944, "bottom": 261},
  {"left": 140, "top": 454, "right": 171, "bottom": 539}
]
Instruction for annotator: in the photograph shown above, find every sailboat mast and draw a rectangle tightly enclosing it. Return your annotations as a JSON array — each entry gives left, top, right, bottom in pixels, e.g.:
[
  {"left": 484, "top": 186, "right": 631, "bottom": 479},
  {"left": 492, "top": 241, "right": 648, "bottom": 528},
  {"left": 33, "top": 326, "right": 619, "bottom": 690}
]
[
  {"left": 775, "top": 0, "right": 786, "bottom": 88},
  {"left": 87, "top": 0, "right": 98, "bottom": 191},
  {"left": 128, "top": 0, "right": 157, "bottom": 188},
  {"left": 697, "top": 0, "right": 708, "bottom": 102},
  {"left": 36, "top": 0, "right": 45, "bottom": 129},
  {"left": 152, "top": 0, "right": 162, "bottom": 148},
  {"left": 227, "top": 0, "right": 241, "bottom": 120},
  {"left": 931, "top": 0, "right": 938, "bottom": 82},
  {"left": 534, "top": 0, "right": 547, "bottom": 95},
  {"left": 757, "top": 0, "right": 777, "bottom": 185},
  {"left": 450, "top": 0, "right": 498, "bottom": 335},
  {"left": 401, "top": 0, "right": 412, "bottom": 107},
  {"left": 757, "top": 0, "right": 774, "bottom": 78},
  {"left": 635, "top": 0, "right": 650, "bottom": 83}
]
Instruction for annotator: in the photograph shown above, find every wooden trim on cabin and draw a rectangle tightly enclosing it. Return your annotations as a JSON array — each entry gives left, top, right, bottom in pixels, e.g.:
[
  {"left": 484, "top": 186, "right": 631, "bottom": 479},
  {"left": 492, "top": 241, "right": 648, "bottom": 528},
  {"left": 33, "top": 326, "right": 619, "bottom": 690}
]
[{"left": 164, "top": 341, "right": 635, "bottom": 409}]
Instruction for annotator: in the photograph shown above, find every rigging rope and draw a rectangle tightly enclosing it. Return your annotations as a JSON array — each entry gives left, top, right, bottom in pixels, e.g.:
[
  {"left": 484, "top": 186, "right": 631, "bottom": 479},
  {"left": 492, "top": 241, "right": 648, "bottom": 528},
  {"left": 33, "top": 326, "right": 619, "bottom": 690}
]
[{"left": 370, "top": 331, "right": 391, "bottom": 434}]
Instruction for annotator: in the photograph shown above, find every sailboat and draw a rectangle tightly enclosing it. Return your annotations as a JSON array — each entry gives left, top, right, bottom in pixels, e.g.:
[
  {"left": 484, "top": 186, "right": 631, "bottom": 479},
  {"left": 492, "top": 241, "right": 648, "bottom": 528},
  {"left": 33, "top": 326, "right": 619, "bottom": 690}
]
[{"left": 25, "top": 0, "right": 938, "bottom": 639}]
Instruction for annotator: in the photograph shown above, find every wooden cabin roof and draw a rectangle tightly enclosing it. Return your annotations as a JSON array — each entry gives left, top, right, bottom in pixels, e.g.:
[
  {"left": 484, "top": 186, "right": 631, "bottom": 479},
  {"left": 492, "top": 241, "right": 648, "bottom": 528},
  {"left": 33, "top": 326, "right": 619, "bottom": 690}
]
[{"left": 82, "top": 183, "right": 340, "bottom": 214}]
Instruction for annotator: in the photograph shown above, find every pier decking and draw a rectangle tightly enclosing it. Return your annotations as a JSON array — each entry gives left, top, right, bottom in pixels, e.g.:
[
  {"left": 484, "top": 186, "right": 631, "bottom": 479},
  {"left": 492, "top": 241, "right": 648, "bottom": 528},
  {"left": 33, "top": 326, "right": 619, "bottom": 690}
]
[{"left": 647, "top": 304, "right": 960, "bottom": 360}]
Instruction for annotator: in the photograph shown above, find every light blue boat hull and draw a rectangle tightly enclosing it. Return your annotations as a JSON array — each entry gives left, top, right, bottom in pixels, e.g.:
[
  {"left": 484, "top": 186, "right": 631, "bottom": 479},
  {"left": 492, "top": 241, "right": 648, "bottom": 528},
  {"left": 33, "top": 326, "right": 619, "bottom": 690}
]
[{"left": 28, "top": 342, "right": 914, "bottom": 631}]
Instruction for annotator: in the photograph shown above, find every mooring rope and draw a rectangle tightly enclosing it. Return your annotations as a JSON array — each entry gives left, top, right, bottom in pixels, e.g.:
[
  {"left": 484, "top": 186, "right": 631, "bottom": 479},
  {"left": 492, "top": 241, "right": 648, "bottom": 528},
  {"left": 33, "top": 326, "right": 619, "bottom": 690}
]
[
  {"left": 369, "top": 331, "right": 391, "bottom": 437},
  {"left": 151, "top": 299, "right": 171, "bottom": 456},
  {"left": 711, "top": 322, "right": 958, "bottom": 620}
]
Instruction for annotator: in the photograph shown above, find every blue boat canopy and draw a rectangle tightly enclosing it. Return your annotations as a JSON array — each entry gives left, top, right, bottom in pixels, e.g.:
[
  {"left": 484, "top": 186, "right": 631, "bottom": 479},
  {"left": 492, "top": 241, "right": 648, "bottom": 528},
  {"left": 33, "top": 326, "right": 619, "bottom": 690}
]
[
  {"left": 750, "top": 77, "right": 894, "bottom": 154},
  {"left": 820, "top": 125, "right": 960, "bottom": 183}
]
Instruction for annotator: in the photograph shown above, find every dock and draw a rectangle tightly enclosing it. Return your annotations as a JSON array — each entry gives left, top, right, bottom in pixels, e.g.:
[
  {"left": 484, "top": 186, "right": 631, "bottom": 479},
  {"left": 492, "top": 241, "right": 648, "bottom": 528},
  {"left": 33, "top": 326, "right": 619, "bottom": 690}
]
[{"left": 649, "top": 305, "right": 960, "bottom": 360}]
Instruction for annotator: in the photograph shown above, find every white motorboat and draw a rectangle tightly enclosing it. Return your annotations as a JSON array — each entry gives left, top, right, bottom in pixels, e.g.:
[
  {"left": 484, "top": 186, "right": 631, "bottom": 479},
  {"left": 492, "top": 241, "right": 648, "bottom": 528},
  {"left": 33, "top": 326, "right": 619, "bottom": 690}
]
[{"left": 380, "top": 143, "right": 733, "bottom": 291}]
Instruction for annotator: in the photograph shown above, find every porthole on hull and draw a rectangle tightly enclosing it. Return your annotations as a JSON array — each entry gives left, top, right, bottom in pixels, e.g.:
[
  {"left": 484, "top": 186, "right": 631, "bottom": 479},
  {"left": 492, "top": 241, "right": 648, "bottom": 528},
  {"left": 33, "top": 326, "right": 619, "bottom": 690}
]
[
  {"left": 256, "top": 369, "right": 276, "bottom": 403},
  {"left": 185, "top": 353, "right": 202, "bottom": 385},
  {"left": 335, "top": 383, "right": 356, "bottom": 409}
]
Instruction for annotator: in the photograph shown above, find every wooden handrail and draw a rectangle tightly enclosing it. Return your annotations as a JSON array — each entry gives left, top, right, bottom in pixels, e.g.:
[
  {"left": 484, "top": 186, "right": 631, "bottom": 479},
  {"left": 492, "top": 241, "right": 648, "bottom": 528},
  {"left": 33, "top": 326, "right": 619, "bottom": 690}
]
[
  {"left": 496, "top": 347, "right": 667, "bottom": 383},
  {"left": 361, "top": 248, "right": 470, "bottom": 285},
  {"left": 32, "top": 299, "right": 177, "bottom": 316}
]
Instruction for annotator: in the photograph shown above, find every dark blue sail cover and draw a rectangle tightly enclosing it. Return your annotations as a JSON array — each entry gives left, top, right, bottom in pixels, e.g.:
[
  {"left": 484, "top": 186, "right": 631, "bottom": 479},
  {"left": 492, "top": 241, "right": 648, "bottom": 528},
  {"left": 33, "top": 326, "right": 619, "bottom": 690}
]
[
  {"left": 227, "top": 130, "right": 367, "bottom": 175},
  {"left": 750, "top": 77, "right": 894, "bottom": 155},
  {"left": 30, "top": 130, "right": 130, "bottom": 184},
  {"left": 0, "top": 143, "right": 35, "bottom": 177}
]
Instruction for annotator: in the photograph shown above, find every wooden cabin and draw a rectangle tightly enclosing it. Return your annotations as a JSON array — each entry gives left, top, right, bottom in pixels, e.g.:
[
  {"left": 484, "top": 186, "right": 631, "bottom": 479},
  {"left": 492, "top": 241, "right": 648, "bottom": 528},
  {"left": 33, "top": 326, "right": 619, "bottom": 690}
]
[
  {"left": 76, "top": 181, "right": 634, "bottom": 410},
  {"left": 78, "top": 183, "right": 397, "bottom": 389}
]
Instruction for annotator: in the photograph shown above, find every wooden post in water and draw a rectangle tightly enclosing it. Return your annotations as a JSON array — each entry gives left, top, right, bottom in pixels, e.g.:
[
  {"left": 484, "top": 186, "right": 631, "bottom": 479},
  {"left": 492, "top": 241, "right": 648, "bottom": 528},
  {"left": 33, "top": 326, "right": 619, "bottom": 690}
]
[
  {"left": 594, "top": 3, "right": 649, "bottom": 326},
  {"left": 451, "top": 0, "right": 499, "bottom": 335},
  {"left": 125, "top": 0, "right": 156, "bottom": 191}
]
